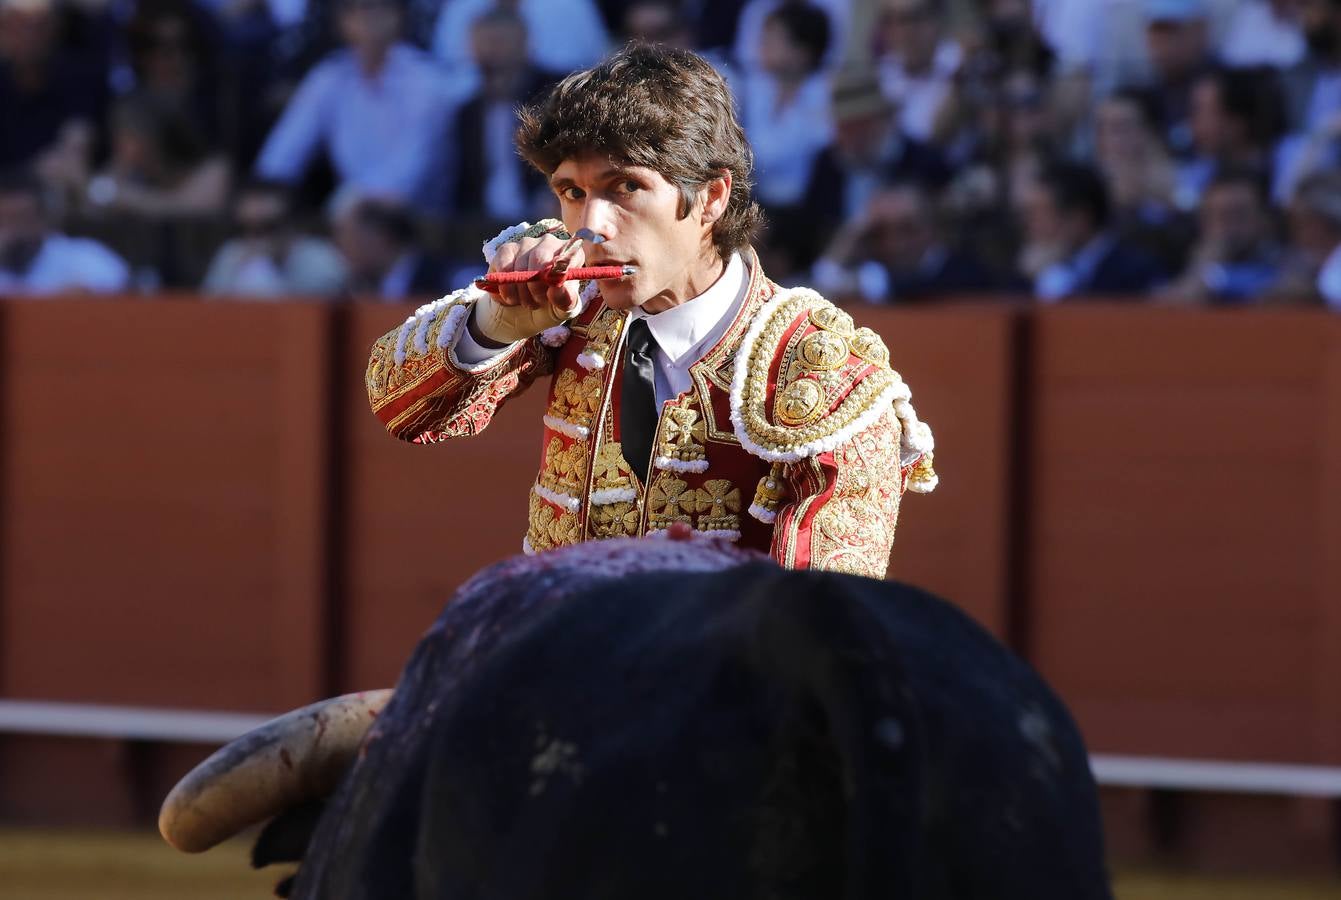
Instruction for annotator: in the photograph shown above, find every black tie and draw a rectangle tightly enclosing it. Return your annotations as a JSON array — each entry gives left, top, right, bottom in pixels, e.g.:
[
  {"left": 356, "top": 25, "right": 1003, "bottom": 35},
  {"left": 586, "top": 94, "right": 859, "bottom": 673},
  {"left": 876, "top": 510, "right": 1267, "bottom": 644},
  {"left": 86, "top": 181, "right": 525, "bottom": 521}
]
[{"left": 621, "top": 317, "right": 658, "bottom": 485}]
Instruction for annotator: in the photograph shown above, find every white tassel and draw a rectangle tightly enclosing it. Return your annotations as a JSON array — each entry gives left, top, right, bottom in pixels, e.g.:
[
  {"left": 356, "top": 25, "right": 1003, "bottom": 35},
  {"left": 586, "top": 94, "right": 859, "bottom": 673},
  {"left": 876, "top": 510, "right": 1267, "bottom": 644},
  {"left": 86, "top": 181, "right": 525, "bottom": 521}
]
[
  {"left": 654, "top": 456, "right": 709, "bottom": 474},
  {"left": 533, "top": 483, "right": 581, "bottom": 513}
]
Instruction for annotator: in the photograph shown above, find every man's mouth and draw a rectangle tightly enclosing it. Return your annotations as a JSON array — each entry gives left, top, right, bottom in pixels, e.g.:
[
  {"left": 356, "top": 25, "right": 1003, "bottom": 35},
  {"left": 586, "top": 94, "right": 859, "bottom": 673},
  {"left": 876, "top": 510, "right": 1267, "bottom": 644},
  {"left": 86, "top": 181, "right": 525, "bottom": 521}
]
[{"left": 593, "top": 259, "right": 636, "bottom": 278}]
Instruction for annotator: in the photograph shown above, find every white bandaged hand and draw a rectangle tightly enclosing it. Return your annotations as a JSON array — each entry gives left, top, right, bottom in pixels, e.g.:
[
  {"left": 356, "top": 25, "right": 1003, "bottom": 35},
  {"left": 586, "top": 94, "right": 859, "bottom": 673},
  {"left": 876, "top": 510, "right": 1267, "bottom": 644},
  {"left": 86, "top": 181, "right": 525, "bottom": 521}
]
[{"left": 473, "top": 293, "right": 576, "bottom": 344}]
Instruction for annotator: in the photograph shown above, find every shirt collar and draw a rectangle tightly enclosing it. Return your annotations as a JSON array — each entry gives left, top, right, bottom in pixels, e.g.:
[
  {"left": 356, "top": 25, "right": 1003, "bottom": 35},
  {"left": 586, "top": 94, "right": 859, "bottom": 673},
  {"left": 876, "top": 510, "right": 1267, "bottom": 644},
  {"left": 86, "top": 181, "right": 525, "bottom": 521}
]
[{"left": 632, "top": 252, "right": 747, "bottom": 365}]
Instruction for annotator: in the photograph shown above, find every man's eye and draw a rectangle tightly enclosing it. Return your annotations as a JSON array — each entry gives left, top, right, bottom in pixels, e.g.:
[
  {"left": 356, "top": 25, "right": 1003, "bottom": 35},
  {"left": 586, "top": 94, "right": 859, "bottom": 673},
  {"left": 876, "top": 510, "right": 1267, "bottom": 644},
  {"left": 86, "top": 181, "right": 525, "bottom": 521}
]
[
  {"left": 561, "top": 187, "right": 585, "bottom": 201},
  {"left": 619, "top": 180, "right": 641, "bottom": 194}
]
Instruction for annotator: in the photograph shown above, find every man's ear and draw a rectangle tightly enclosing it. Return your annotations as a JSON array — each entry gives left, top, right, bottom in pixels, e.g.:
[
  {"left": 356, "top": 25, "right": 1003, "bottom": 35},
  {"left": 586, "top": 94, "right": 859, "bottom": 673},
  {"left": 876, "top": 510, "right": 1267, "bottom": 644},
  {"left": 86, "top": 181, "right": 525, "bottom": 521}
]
[{"left": 701, "top": 170, "right": 732, "bottom": 226}]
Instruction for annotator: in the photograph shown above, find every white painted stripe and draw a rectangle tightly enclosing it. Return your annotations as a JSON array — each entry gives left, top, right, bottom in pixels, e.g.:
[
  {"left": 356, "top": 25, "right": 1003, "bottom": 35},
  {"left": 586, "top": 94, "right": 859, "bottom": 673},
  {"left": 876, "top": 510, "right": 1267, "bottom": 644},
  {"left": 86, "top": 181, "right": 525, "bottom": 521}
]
[
  {"left": 1089, "top": 754, "right": 1341, "bottom": 797},
  {"left": 2, "top": 699, "right": 1340, "bottom": 798},
  {"left": 0, "top": 700, "right": 272, "bottom": 744}
]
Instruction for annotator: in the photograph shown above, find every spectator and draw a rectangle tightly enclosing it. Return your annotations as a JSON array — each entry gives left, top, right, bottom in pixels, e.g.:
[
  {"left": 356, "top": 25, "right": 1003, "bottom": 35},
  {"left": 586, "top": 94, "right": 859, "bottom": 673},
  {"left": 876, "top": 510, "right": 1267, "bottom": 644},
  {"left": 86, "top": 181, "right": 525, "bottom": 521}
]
[
  {"left": 202, "top": 178, "right": 347, "bottom": 298},
  {"left": 1158, "top": 167, "right": 1284, "bottom": 303},
  {"left": 0, "top": 0, "right": 109, "bottom": 171},
  {"left": 604, "top": 0, "right": 750, "bottom": 52},
  {"left": 0, "top": 168, "right": 129, "bottom": 296},
  {"left": 617, "top": 0, "right": 696, "bottom": 50},
  {"left": 332, "top": 194, "right": 446, "bottom": 300},
  {"left": 733, "top": 0, "right": 850, "bottom": 71},
  {"left": 875, "top": 0, "right": 961, "bottom": 143},
  {"left": 1280, "top": 169, "right": 1341, "bottom": 307},
  {"left": 932, "top": 1, "right": 1056, "bottom": 166},
  {"left": 81, "top": 93, "right": 232, "bottom": 220},
  {"left": 738, "top": 1, "right": 835, "bottom": 210},
  {"left": 125, "top": 0, "right": 225, "bottom": 151},
  {"left": 255, "top": 0, "right": 452, "bottom": 210},
  {"left": 615, "top": 0, "right": 739, "bottom": 83},
  {"left": 1179, "top": 65, "right": 1284, "bottom": 207},
  {"left": 1017, "top": 161, "right": 1167, "bottom": 300},
  {"left": 1094, "top": 89, "right": 1179, "bottom": 223},
  {"left": 431, "top": 0, "right": 609, "bottom": 107},
  {"left": 1221, "top": 0, "right": 1307, "bottom": 67},
  {"left": 448, "top": 8, "right": 552, "bottom": 225},
  {"left": 1093, "top": 88, "right": 1193, "bottom": 274},
  {"left": 1274, "top": 0, "right": 1341, "bottom": 198},
  {"left": 793, "top": 71, "right": 950, "bottom": 265},
  {"left": 188, "top": 0, "right": 308, "bottom": 166},
  {"left": 812, "top": 182, "right": 1006, "bottom": 303},
  {"left": 1135, "top": 0, "right": 1219, "bottom": 158}
]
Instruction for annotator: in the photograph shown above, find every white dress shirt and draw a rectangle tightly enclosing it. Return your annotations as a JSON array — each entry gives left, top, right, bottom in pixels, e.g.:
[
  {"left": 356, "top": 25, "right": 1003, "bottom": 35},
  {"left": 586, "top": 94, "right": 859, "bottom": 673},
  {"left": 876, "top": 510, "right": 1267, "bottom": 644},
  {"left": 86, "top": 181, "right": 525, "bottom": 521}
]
[
  {"left": 255, "top": 44, "right": 453, "bottom": 205},
  {"left": 455, "top": 253, "right": 751, "bottom": 409},
  {"left": 628, "top": 252, "right": 750, "bottom": 407}
]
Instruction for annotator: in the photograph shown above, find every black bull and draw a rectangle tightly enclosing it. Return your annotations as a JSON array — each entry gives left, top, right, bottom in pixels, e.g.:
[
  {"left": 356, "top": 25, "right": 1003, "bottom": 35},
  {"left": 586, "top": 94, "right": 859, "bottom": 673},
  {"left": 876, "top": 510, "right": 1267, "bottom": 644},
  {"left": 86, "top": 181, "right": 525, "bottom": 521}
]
[{"left": 288, "top": 539, "right": 1112, "bottom": 899}]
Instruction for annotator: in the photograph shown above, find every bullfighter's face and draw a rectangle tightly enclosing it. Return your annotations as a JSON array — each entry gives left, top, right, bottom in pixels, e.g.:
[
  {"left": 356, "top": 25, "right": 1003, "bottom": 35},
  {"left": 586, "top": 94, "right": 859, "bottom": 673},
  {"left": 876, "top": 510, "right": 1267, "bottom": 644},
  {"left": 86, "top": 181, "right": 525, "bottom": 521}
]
[{"left": 550, "top": 154, "right": 731, "bottom": 314}]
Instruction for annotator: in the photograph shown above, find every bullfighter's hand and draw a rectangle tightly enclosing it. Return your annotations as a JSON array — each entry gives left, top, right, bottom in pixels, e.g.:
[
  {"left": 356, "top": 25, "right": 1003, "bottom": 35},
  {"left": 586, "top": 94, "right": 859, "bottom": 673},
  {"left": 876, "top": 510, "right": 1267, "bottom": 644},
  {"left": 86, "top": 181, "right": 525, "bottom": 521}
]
[{"left": 473, "top": 233, "right": 583, "bottom": 345}]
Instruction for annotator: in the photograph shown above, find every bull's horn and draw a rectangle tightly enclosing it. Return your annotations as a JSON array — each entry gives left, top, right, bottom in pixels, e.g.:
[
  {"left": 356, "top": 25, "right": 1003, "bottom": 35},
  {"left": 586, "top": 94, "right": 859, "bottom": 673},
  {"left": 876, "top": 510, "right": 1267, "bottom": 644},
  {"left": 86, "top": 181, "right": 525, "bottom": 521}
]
[{"left": 159, "top": 689, "right": 393, "bottom": 853}]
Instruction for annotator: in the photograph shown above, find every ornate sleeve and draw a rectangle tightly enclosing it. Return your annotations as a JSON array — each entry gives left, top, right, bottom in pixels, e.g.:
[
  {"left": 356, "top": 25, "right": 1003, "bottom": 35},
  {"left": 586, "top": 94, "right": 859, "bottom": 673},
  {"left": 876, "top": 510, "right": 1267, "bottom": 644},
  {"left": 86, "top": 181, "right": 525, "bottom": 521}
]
[
  {"left": 730, "top": 289, "right": 937, "bottom": 576},
  {"left": 365, "top": 220, "right": 569, "bottom": 443},
  {"left": 365, "top": 288, "right": 556, "bottom": 443}
]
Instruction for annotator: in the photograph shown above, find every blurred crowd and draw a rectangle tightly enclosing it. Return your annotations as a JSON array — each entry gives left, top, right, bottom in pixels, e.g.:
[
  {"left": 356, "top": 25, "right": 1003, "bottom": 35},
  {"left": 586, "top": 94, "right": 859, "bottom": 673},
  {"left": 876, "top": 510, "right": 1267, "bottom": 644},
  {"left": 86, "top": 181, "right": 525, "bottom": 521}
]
[{"left": 2, "top": 0, "right": 1341, "bottom": 308}]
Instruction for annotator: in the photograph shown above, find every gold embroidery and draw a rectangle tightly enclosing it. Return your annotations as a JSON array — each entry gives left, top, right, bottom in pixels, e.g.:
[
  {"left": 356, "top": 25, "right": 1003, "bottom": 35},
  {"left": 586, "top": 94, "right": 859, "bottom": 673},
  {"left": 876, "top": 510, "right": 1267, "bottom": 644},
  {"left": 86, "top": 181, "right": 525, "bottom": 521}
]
[
  {"left": 591, "top": 500, "right": 640, "bottom": 537},
  {"left": 809, "top": 306, "right": 855, "bottom": 337},
  {"left": 527, "top": 489, "right": 582, "bottom": 551},
  {"left": 659, "top": 404, "right": 708, "bottom": 463},
  {"left": 735, "top": 290, "right": 897, "bottom": 456},
  {"left": 527, "top": 491, "right": 556, "bottom": 551},
  {"left": 557, "top": 441, "right": 589, "bottom": 494},
  {"left": 776, "top": 378, "right": 826, "bottom": 426},
  {"left": 546, "top": 369, "right": 602, "bottom": 429},
  {"left": 592, "top": 442, "right": 635, "bottom": 492},
  {"left": 581, "top": 308, "right": 626, "bottom": 363},
  {"left": 549, "top": 509, "right": 581, "bottom": 546},
  {"left": 752, "top": 462, "right": 789, "bottom": 515},
  {"left": 538, "top": 437, "right": 566, "bottom": 493},
  {"left": 647, "top": 475, "right": 693, "bottom": 529},
  {"left": 797, "top": 330, "right": 850, "bottom": 371},
  {"left": 808, "top": 407, "right": 903, "bottom": 577},
  {"left": 694, "top": 479, "right": 742, "bottom": 532},
  {"left": 850, "top": 327, "right": 890, "bottom": 367}
]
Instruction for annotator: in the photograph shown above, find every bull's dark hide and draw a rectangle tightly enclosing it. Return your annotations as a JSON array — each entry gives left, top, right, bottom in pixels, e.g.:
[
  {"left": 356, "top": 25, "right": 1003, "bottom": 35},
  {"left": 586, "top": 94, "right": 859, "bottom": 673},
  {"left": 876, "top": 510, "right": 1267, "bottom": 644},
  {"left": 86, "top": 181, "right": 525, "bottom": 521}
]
[{"left": 291, "top": 539, "right": 1111, "bottom": 899}]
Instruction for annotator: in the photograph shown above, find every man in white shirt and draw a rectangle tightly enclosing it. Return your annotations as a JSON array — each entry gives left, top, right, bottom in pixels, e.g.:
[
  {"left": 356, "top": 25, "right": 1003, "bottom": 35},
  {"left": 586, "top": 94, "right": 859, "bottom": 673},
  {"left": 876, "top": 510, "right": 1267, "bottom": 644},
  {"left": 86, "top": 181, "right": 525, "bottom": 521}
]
[
  {"left": 254, "top": 0, "right": 453, "bottom": 209},
  {"left": 0, "top": 169, "right": 129, "bottom": 296},
  {"left": 364, "top": 45, "right": 937, "bottom": 577}
]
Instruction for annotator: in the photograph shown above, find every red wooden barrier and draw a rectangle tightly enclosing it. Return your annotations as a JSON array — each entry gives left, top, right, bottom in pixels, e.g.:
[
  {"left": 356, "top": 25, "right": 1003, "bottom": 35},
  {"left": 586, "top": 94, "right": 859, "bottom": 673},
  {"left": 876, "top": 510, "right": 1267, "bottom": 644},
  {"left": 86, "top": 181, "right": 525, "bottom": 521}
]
[
  {"left": 0, "top": 299, "right": 332, "bottom": 712},
  {"left": 1026, "top": 306, "right": 1341, "bottom": 765}
]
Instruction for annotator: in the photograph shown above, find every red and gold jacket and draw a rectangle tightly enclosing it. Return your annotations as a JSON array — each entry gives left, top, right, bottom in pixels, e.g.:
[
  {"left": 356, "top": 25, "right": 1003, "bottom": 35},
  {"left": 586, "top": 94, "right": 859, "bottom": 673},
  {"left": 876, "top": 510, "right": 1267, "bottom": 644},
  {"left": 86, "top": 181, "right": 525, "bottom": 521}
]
[{"left": 365, "top": 242, "right": 936, "bottom": 578}]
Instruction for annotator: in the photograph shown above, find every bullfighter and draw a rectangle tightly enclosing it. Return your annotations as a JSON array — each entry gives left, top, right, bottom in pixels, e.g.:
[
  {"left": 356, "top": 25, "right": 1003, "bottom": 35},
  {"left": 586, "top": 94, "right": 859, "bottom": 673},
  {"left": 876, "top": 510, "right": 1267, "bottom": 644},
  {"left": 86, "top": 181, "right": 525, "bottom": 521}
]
[{"left": 365, "top": 45, "right": 936, "bottom": 576}]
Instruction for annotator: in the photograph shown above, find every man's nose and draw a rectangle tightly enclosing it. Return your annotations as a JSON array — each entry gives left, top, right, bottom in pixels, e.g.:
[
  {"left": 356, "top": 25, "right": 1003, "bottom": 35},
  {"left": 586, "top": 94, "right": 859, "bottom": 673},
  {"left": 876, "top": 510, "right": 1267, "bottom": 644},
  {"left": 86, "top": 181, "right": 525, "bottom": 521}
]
[{"left": 576, "top": 199, "right": 615, "bottom": 245}]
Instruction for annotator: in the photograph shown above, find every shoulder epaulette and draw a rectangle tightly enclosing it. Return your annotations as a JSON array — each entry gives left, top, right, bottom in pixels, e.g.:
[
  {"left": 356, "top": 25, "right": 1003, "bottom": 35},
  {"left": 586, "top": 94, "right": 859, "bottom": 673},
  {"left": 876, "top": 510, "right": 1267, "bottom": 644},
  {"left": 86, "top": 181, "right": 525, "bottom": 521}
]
[{"left": 729, "top": 287, "right": 908, "bottom": 463}]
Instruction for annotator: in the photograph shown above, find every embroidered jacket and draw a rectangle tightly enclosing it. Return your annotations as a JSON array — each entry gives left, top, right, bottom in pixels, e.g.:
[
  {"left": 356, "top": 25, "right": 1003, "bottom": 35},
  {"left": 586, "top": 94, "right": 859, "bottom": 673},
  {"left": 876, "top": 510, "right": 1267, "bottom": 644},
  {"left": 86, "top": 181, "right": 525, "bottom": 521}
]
[{"left": 365, "top": 230, "right": 936, "bottom": 577}]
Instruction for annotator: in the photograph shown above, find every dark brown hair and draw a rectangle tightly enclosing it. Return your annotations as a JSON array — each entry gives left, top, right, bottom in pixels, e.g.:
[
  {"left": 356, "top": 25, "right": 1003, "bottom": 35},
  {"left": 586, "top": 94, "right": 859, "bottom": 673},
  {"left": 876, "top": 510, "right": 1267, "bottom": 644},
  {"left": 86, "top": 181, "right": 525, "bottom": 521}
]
[{"left": 515, "top": 44, "right": 763, "bottom": 258}]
